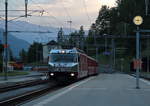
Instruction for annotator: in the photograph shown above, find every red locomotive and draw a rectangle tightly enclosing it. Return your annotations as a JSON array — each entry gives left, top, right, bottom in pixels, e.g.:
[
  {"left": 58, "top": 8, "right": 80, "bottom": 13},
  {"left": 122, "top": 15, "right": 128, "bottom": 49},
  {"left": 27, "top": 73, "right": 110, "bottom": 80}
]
[{"left": 48, "top": 48, "right": 98, "bottom": 81}]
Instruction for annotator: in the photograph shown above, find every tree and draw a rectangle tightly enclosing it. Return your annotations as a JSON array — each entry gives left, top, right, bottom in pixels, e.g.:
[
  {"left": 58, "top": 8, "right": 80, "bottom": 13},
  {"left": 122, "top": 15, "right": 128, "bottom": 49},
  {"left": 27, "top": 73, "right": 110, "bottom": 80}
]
[
  {"left": 68, "top": 31, "right": 79, "bottom": 48},
  {"left": 0, "top": 43, "right": 3, "bottom": 53},
  {"left": 19, "top": 49, "right": 27, "bottom": 63},
  {"left": 27, "top": 42, "right": 43, "bottom": 63},
  {"left": 86, "top": 0, "right": 150, "bottom": 57},
  {"left": 95, "top": 6, "right": 111, "bottom": 35},
  {"left": 57, "top": 27, "right": 64, "bottom": 46},
  {"left": 8, "top": 47, "right": 14, "bottom": 61},
  {"left": 78, "top": 26, "right": 85, "bottom": 50},
  {"left": 79, "top": 26, "right": 85, "bottom": 36},
  {"left": 88, "top": 23, "right": 96, "bottom": 37}
]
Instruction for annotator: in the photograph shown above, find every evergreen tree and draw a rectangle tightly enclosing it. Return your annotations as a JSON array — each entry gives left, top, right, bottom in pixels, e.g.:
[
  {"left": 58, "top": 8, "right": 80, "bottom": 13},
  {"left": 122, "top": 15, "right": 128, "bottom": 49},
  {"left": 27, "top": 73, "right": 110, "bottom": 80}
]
[
  {"left": 57, "top": 27, "right": 64, "bottom": 46},
  {"left": 69, "top": 31, "right": 79, "bottom": 48},
  {"left": 95, "top": 6, "right": 110, "bottom": 35},
  {"left": 19, "top": 49, "right": 27, "bottom": 63},
  {"left": 27, "top": 42, "right": 43, "bottom": 63},
  {"left": 78, "top": 26, "right": 85, "bottom": 50},
  {"left": 86, "top": 0, "right": 150, "bottom": 57},
  {"left": 8, "top": 47, "right": 14, "bottom": 61}
]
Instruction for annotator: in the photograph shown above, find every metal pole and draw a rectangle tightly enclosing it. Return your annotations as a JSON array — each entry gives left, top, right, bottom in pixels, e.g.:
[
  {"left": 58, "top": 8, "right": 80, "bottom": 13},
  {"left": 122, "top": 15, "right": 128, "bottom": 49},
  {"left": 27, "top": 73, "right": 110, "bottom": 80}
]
[
  {"left": 147, "top": 39, "right": 150, "bottom": 73},
  {"left": 105, "top": 35, "right": 107, "bottom": 52},
  {"left": 67, "top": 21, "right": 72, "bottom": 33},
  {"left": 94, "top": 33, "right": 98, "bottom": 60},
  {"left": 113, "top": 39, "right": 116, "bottom": 68},
  {"left": 136, "top": 26, "right": 140, "bottom": 89},
  {"left": 4, "top": 0, "right": 8, "bottom": 80},
  {"left": 121, "top": 58, "right": 124, "bottom": 72},
  {"left": 111, "top": 38, "right": 114, "bottom": 72},
  {"left": 36, "top": 38, "right": 39, "bottom": 71},
  {"left": 145, "top": 0, "right": 149, "bottom": 16},
  {"left": 147, "top": 56, "right": 149, "bottom": 73},
  {"left": 25, "top": 0, "right": 28, "bottom": 17},
  {"left": 96, "top": 47, "right": 98, "bottom": 60}
]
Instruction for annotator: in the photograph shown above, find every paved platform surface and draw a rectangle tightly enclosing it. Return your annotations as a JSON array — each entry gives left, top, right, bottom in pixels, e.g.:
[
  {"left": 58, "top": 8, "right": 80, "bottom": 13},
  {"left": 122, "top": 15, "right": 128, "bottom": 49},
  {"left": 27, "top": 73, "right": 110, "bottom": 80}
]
[{"left": 22, "top": 73, "right": 150, "bottom": 106}]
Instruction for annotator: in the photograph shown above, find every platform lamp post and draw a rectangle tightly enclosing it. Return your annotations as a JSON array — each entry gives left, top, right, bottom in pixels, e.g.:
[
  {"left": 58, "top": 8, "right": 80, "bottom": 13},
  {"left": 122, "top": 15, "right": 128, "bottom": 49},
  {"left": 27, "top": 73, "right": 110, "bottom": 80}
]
[{"left": 133, "top": 16, "right": 143, "bottom": 89}]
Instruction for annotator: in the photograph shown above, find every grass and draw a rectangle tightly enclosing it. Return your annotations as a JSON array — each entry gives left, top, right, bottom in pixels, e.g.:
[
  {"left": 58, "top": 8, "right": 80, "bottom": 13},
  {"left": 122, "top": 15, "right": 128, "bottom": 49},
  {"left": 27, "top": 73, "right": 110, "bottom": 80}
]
[{"left": 0, "top": 71, "right": 29, "bottom": 76}]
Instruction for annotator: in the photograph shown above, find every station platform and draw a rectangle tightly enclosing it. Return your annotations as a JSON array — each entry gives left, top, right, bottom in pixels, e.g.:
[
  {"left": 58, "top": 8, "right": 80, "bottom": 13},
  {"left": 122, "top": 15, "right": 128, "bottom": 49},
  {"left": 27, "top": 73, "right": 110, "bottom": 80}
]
[{"left": 23, "top": 73, "right": 150, "bottom": 106}]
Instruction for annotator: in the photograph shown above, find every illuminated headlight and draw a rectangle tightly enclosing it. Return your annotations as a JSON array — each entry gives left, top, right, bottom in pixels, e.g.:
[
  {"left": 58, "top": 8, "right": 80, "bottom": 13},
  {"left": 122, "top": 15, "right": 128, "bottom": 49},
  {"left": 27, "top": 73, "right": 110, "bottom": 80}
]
[
  {"left": 70, "top": 73, "right": 75, "bottom": 77},
  {"left": 61, "top": 50, "right": 65, "bottom": 53},
  {"left": 50, "top": 73, "right": 54, "bottom": 76}
]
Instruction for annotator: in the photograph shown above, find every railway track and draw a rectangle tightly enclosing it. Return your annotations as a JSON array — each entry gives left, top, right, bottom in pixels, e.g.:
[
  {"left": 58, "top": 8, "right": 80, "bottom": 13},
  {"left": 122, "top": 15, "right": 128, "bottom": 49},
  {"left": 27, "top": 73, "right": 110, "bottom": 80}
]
[
  {"left": 0, "top": 82, "right": 59, "bottom": 106},
  {"left": 0, "top": 79, "right": 72, "bottom": 106},
  {"left": 0, "top": 77, "right": 49, "bottom": 93}
]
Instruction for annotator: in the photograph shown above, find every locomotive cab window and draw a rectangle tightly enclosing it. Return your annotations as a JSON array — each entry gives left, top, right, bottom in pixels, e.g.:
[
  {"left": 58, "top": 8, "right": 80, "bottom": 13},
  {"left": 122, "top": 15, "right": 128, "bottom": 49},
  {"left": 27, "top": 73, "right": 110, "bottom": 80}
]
[{"left": 49, "top": 53, "right": 77, "bottom": 63}]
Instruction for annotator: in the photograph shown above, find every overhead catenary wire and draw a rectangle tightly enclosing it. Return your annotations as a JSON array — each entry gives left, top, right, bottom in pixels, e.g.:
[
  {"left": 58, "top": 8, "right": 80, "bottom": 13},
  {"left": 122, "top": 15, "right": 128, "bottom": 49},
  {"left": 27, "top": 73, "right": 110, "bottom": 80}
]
[
  {"left": 0, "top": 1, "right": 56, "bottom": 35},
  {"left": 29, "top": 0, "right": 64, "bottom": 27},
  {"left": 29, "top": 0, "right": 62, "bottom": 33},
  {"left": 82, "top": 0, "right": 92, "bottom": 25},
  {"left": 60, "top": 0, "right": 72, "bottom": 22},
  {"left": 0, "top": 0, "right": 63, "bottom": 31}
]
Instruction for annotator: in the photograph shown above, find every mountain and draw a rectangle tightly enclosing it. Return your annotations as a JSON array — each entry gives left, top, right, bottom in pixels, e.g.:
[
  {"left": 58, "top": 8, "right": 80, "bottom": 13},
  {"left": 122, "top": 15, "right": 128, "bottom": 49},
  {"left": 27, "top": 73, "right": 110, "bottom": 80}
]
[
  {"left": 0, "top": 20, "right": 72, "bottom": 57},
  {"left": 0, "top": 21, "right": 74, "bottom": 44},
  {"left": 0, "top": 29, "right": 30, "bottom": 57},
  {"left": 0, "top": 20, "right": 87, "bottom": 57}
]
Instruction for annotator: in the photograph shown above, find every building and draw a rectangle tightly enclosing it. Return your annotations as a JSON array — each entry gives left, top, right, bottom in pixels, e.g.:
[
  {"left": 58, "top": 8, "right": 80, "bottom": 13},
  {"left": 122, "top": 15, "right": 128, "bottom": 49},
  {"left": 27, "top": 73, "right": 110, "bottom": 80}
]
[{"left": 43, "top": 40, "right": 61, "bottom": 63}]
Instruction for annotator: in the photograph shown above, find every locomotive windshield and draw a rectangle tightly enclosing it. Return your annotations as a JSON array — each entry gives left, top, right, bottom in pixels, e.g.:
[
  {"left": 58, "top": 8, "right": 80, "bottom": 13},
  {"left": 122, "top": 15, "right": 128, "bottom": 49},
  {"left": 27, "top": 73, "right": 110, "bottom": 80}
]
[{"left": 49, "top": 53, "right": 77, "bottom": 63}]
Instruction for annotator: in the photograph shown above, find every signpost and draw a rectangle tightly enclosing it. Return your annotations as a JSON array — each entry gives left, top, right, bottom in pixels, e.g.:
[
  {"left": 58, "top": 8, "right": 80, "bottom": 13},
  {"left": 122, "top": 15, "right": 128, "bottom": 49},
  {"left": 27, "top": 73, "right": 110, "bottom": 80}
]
[{"left": 133, "top": 16, "right": 143, "bottom": 89}]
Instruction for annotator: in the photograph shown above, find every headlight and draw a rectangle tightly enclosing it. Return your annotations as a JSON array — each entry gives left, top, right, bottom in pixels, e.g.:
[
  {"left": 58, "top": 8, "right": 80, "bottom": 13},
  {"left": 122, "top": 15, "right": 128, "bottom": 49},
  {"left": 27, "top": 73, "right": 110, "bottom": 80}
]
[
  {"left": 50, "top": 73, "right": 54, "bottom": 76},
  {"left": 70, "top": 73, "right": 75, "bottom": 77}
]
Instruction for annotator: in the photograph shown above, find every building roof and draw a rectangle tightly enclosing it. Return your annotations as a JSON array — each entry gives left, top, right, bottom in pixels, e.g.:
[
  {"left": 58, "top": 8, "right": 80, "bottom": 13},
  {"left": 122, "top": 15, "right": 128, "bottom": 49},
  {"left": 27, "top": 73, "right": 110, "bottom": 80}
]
[{"left": 46, "top": 40, "right": 58, "bottom": 46}]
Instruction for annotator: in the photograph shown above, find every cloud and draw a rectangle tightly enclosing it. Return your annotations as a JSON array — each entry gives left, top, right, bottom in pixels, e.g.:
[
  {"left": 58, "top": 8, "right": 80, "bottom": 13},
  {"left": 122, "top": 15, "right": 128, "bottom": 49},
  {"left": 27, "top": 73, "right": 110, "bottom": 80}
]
[
  {"left": 0, "top": 0, "right": 117, "bottom": 30},
  {"left": 27, "top": 0, "right": 102, "bottom": 29}
]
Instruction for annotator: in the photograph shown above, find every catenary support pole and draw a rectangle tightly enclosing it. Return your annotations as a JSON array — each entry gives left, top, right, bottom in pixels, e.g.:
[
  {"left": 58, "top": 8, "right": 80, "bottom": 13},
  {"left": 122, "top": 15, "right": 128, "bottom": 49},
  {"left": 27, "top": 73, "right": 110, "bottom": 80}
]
[{"left": 4, "top": 0, "right": 8, "bottom": 80}]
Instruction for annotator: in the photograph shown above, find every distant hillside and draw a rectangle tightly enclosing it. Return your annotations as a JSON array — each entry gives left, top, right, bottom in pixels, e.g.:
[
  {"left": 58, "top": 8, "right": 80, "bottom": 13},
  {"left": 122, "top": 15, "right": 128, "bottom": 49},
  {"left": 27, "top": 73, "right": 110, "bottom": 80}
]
[
  {"left": 0, "top": 21, "right": 74, "bottom": 44},
  {"left": 0, "top": 29, "right": 30, "bottom": 57},
  {"left": 0, "top": 20, "right": 87, "bottom": 57}
]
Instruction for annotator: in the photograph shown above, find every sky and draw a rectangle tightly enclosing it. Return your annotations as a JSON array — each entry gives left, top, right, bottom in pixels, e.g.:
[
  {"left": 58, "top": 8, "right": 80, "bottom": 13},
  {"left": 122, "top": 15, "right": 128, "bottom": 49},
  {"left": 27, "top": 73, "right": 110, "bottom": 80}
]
[{"left": 0, "top": 0, "right": 117, "bottom": 30}]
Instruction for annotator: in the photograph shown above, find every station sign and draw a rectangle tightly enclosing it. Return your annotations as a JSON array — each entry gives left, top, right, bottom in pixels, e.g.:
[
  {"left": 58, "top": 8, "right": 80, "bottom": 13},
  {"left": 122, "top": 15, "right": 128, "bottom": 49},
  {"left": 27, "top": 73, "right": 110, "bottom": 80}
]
[
  {"left": 3, "top": 44, "right": 9, "bottom": 48},
  {"left": 103, "top": 51, "right": 111, "bottom": 55},
  {"left": 133, "top": 59, "right": 142, "bottom": 69}
]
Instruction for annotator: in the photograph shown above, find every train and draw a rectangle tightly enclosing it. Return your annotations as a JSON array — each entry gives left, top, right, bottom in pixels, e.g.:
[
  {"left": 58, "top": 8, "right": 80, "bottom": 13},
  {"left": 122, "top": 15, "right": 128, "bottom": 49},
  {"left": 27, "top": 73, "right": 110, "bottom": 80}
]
[{"left": 48, "top": 48, "right": 99, "bottom": 81}]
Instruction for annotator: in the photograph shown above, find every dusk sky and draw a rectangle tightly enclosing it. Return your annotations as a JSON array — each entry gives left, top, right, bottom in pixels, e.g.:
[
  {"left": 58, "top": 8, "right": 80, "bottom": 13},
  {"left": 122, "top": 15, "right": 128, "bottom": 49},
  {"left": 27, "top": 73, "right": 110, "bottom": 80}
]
[{"left": 0, "top": 0, "right": 117, "bottom": 30}]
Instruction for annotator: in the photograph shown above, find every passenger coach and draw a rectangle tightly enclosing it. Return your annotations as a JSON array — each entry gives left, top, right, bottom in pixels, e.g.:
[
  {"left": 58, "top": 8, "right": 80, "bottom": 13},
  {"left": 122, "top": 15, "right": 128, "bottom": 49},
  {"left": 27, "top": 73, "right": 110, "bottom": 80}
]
[{"left": 48, "top": 48, "right": 98, "bottom": 81}]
